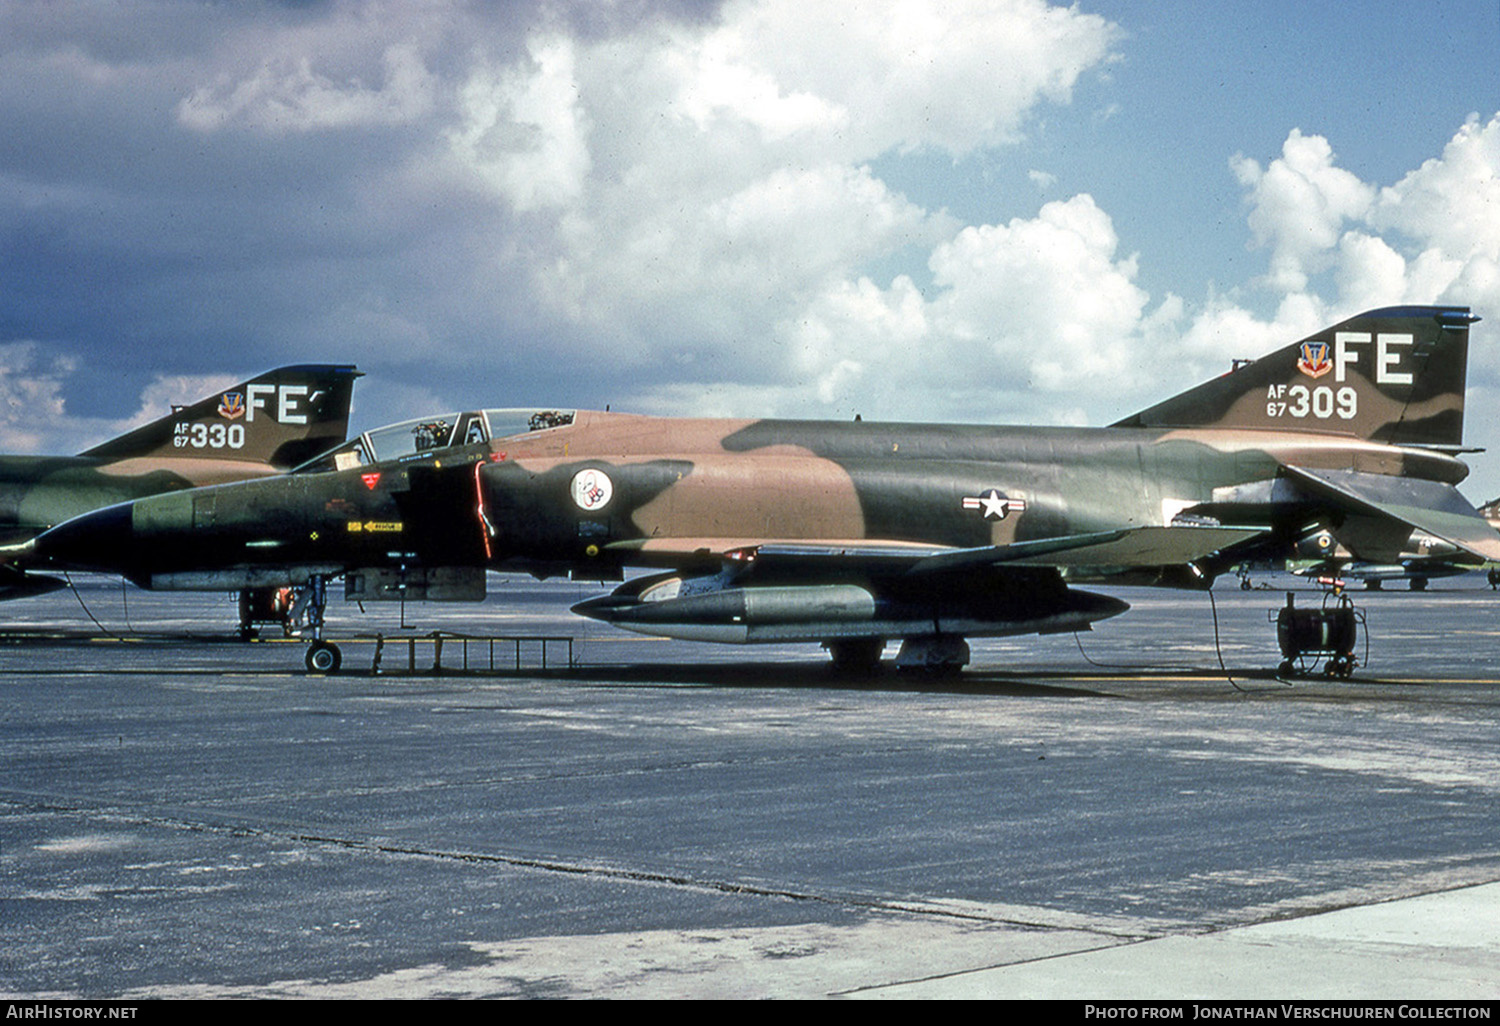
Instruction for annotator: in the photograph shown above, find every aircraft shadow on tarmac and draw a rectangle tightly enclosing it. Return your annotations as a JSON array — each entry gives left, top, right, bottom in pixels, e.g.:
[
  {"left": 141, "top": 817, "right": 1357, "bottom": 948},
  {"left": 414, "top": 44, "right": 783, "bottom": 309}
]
[
  {"left": 0, "top": 619, "right": 1456, "bottom": 698},
  {"left": 532, "top": 660, "right": 1134, "bottom": 697},
  {"left": 561, "top": 660, "right": 1392, "bottom": 697},
  {"left": 0, "top": 625, "right": 1184, "bottom": 694}
]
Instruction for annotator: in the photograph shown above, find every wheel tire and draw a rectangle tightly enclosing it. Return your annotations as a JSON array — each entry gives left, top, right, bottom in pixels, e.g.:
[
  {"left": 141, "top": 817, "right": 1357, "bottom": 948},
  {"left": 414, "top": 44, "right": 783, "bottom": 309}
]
[
  {"left": 826, "top": 638, "right": 885, "bottom": 675},
  {"left": 306, "top": 642, "right": 342, "bottom": 674}
]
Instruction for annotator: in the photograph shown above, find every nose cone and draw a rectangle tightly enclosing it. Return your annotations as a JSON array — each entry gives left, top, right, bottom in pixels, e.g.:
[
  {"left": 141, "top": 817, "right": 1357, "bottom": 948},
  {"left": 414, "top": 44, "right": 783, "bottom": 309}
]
[
  {"left": 571, "top": 594, "right": 626, "bottom": 622},
  {"left": 1075, "top": 588, "right": 1131, "bottom": 623},
  {"left": 30, "top": 503, "right": 140, "bottom": 577}
]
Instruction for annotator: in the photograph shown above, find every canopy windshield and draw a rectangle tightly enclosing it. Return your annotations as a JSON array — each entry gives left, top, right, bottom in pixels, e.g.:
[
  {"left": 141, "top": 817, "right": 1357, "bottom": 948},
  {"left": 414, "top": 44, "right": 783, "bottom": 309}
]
[{"left": 297, "top": 408, "right": 576, "bottom": 472}]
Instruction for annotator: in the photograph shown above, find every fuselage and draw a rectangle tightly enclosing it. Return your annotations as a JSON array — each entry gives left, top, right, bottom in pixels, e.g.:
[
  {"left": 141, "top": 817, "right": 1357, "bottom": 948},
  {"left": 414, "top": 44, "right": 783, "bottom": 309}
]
[{"left": 27, "top": 409, "right": 1467, "bottom": 590}]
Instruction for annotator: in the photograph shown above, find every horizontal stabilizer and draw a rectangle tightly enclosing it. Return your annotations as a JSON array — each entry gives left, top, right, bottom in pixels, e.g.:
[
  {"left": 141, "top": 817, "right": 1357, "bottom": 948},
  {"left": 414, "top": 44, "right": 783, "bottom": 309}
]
[{"left": 1281, "top": 465, "right": 1500, "bottom": 563}]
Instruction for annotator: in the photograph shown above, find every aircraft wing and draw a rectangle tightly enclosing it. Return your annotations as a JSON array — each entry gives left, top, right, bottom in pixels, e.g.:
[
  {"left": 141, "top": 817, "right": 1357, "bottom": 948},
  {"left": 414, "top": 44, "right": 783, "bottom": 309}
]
[
  {"left": 607, "top": 526, "right": 1266, "bottom": 577},
  {"left": 581, "top": 526, "right": 1264, "bottom": 646},
  {"left": 905, "top": 526, "right": 1265, "bottom": 576},
  {"left": 603, "top": 536, "right": 951, "bottom": 570},
  {"left": 1280, "top": 466, "right": 1500, "bottom": 563}
]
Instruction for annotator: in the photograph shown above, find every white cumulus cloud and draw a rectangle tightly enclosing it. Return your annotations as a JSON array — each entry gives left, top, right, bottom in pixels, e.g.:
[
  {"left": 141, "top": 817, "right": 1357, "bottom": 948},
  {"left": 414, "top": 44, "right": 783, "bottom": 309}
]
[
  {"left": 1233, "top": 130, "right": 1377, "bottom": 294},
  {"left": 449, "top": 36, "right": 592, "bottom": 212}
]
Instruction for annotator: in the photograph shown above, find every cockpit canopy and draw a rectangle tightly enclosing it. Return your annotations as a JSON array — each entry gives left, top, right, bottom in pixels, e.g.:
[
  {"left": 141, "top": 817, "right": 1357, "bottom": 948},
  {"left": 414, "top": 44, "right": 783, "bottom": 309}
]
[{"left": 296, "top": 408, "right": 576, "bottom": 472}]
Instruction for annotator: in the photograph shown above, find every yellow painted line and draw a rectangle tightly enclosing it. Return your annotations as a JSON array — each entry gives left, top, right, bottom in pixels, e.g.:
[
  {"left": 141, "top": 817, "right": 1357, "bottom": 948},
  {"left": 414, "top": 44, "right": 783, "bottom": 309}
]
[
  {"left": 570, "top": 636, "right": 673, "bottom": 644},
  {"left": 1354, "top": 677, "right": 1500, "bottom": 685}
]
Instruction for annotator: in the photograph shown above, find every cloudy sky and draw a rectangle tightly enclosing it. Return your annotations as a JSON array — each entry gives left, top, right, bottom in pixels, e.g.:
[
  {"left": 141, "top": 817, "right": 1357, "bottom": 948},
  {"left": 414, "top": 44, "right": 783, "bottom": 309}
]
[{"left": 4, "top": 0, "right": 1499, "bottom": 495}]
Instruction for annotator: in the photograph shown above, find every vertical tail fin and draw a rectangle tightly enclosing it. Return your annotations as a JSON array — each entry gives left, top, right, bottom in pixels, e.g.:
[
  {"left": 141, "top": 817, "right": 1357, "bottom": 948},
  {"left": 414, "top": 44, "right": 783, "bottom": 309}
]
[
  {"left": 1113, "top": 306, "right": 1478, "bottom": 447},
  {"left": 78, "top": 364, "right": 361, "bottom": 471}
]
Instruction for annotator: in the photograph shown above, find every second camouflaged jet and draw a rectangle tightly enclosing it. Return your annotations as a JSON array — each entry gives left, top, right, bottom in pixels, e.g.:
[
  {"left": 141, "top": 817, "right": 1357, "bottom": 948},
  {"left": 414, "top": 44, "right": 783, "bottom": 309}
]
[
  {"left": 1282, "top": 493, "right": 1500, "bottom": 590},
  {"left": 0, "top": 364, "right": 359, "bottom": 604},
  {"left": 27, "top": 306, "right": 1500, "bottom": 673}
]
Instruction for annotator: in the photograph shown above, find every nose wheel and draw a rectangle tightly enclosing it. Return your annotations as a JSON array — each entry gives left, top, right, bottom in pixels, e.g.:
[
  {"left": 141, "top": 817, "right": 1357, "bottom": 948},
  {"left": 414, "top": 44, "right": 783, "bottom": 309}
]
[
  {"left": 293, "top": 574, "right": 342, "bottom": 674},
  {"left": 305, "top": 640, "right": 343, "bottom": 674}
]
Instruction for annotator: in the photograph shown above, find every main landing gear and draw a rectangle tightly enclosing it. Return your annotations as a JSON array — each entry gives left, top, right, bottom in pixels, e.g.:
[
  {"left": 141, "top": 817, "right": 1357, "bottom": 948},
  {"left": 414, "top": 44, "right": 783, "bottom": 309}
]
[
  {"left": 894, "top": 635, "right": 971, "bottom": 676},
  {"left": 824, "top": 638, "right": 886, "bottom": 675},
  {"left": 822, "top": 634, "right": 972, "bottom": 677}
]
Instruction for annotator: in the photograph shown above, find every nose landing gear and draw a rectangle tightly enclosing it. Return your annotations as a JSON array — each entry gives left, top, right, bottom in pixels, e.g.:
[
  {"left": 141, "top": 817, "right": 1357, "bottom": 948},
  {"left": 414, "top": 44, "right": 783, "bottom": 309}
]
[
  {"left": 305, "top": 639, "right": 342, "bottom": 674},
  {"left": 292, "top": 575, "right": 343, "bottom": 674}
]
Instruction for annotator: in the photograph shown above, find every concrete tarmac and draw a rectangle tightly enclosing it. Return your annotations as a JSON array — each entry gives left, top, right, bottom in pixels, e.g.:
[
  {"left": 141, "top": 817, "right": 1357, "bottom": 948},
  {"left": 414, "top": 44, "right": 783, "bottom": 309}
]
[{"left": 3, "top": 573, "right": 1499, "bottom": 1000}]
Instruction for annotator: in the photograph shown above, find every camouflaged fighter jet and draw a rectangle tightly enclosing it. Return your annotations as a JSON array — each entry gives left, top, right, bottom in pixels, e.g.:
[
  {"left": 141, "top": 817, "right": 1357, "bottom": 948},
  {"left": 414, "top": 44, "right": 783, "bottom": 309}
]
[
  {"left": 1283, "top": 495, "right": 1500, "bottom": 591},
  {"left": 25, "top": 306, "right": 1500, "bottom": 674},
  {"left": 0, "top": 364, "right": 359, "bottom": 602}
]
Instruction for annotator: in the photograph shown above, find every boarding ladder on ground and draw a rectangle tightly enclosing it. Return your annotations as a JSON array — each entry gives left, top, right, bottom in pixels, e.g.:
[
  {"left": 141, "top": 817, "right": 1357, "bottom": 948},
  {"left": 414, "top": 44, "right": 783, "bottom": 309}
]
[{"left": 341, "top": 631, "right": 577, "bottom": 676}]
